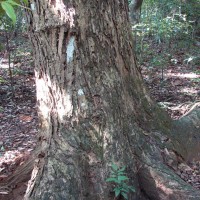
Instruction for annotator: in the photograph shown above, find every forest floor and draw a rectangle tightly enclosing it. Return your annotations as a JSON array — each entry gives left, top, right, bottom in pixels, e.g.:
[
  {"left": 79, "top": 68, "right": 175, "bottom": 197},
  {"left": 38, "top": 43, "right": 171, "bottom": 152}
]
[{"left": 0, "top": 35, "right": 200, "bottom": 199}]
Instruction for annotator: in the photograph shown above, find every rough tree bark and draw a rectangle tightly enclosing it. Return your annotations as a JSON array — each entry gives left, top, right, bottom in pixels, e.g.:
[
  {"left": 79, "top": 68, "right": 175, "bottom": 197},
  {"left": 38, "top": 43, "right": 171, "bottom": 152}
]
[{"left": 17, "top": 0, "right": 200, "bottom": 199}]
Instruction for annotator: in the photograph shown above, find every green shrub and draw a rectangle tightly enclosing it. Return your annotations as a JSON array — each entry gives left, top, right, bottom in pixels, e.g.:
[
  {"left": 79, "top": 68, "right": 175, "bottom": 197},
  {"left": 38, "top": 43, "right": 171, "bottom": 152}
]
[{"left": 106, "top": 163, "right": 135, "bottom": 199}]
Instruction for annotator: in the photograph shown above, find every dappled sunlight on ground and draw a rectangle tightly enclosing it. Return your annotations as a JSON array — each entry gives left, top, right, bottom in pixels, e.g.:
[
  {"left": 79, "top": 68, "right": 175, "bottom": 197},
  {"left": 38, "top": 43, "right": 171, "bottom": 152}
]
[
  {"left": 165, "top": 72, "right": 200, "bottom": 79},
  {"left": 142, "top": 62, "right": 200, "bottom": 119}
]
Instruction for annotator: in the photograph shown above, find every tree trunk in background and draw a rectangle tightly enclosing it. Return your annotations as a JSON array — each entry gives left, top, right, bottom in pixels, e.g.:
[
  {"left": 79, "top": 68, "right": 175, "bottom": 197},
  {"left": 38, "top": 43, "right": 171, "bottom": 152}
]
[
  {"left": 129, "top": 0, "right": 143, "bottom": 23},
  {"left": 24, "top": 0, "right": 200, "bottom": 199}
]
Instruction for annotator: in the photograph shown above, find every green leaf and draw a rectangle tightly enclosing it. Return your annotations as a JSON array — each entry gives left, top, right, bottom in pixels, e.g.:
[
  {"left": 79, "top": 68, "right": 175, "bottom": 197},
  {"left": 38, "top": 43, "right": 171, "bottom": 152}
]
[
  {"left": 117, "top": 171, "right": 126, "bottom": 175},
  {"left": 121, "top": 192, "right": 128, "bottom": 200},
  {"left": 121, "top": 187, "right": 129, "bottom": 193},
  {"left": 118, "top": 176, "right": 129, "bottom": 181},
  {"left": 118, "top": 166, "right": 126, "bottom": 172},
  {"left": 7, "top": 0, "right": 20, "bottom": 6},
  {"left": 111, "top": 163, "right": 118, "bottom": 171},
  {"left": 110, "top": 170, "right": 117, "bottom": 175},
  {"left": 1, "top": 1, "right": 16, "bottom": 23},
  {"left": 106, "top": 177, "right": 118, "bottom": 182},
  {"left": 114, "top": 188, "right": 121, "bottom": 197},
  {"left": 12, "top": 0, "right": 21, "bottom": 3},
  {"left": 22, "top": 0, "right": 28, "bottom": 4},
  {"left": 7, "top": 0, "right": 30, "bottom": 9}
]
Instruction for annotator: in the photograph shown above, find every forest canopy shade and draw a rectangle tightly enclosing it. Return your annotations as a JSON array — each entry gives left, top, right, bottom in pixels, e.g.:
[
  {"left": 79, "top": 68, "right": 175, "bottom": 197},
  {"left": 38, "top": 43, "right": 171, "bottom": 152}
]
[{"left": 1, "top": 0, "right": 199, "bottom": 200}]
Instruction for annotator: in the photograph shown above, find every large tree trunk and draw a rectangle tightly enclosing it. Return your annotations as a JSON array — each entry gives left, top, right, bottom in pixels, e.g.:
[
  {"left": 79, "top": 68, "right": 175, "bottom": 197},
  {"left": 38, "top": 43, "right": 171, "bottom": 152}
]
[{"left": 22, "top": 0, "right": 200, "bottom": 199}]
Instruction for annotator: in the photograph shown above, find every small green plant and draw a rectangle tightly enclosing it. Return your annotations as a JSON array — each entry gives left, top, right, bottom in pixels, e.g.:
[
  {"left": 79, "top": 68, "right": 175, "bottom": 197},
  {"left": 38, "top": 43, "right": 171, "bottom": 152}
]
[
  {"left": 0, "top": 76, "right": 7, "bottom": 83},
  {"left": 191, "top": 78, "right": 200, "bottom": 83},
  {"left": 0, "top": 0, "right": 28, "bottom": 23},
  {"left": 195, "top": 70, "right": 200, "bottom": 75},
  {"left": 106, "top": 163, "right": 135, "bottom": 200}
]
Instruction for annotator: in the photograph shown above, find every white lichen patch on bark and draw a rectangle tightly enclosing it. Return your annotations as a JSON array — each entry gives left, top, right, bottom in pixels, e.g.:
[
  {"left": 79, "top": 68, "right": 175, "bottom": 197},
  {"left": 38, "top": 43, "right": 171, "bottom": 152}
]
[
  {"left": 78, "top": 89, "right": 84, "bottom": 96},
  {"left": 66, "top": 36, "right": 75, "bottom": 63},
  {"left": 77, "top": 89, "right": 87, "bottom": 110},
  {"left": 30, "top": 3, "right": 35, "bottom": 11}
]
